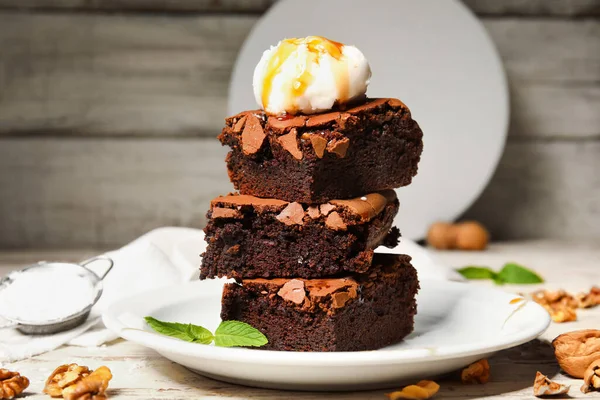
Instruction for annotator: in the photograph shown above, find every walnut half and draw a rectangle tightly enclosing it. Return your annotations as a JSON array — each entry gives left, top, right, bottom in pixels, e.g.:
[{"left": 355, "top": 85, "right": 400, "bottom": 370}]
[
  {"left": 0, "top": 369, "right": 29, "bottom": 400},
  {"left": 552, "top": 329, "right": 600, "bottom": 378},
  {"left": 44, "top": 364, "right": 92, "bottom": 398},
  {"left": 461, "top": 359, "right": 490, "bottom": 384},
  {"left": 581, "top": 359, "right": 600, "bottom": 394},
  {"left": 62, "top": 366, "right": 112, "bottom": 400},
  {"left": 533, "top": 371, "right": 570, "bottom": 397}
]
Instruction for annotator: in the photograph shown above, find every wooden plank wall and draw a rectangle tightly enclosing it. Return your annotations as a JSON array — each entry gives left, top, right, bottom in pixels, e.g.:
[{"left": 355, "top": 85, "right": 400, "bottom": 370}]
[{"left": 0, "top": 0, "right": 598, "bottom": 248}]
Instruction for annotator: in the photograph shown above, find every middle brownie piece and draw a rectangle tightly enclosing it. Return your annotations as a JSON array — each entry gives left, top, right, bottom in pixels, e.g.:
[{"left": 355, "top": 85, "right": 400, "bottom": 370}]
[{"left": 201, "top": 190, "right": 400, "bottom": 280}]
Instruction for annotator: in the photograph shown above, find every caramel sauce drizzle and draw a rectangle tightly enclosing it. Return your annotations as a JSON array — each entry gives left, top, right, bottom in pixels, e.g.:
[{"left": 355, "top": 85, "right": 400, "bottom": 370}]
[{"left": 262, "top": 36, "right": 348, "bottom": 114}]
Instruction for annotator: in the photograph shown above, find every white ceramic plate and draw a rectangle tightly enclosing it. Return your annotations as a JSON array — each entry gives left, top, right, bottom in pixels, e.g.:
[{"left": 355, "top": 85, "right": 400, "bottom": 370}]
[
  {"left": 228, "top": 0, "right": 509, "bottom": 240},
  {"left": 103, "top": 279, "right": 549, "bottom": 391}
]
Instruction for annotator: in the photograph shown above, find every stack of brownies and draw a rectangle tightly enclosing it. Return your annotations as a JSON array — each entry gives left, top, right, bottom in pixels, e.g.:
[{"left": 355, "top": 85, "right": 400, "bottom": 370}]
[{"left": 199, "top": 97, "right": 424, "bottom": 352}]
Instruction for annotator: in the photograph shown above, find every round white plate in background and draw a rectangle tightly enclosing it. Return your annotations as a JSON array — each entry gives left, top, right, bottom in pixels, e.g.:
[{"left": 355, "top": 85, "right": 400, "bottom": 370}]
[
  {"left": 103, "top": 279, "right": 549, "bottom": 391},
  {"left": 228, "top": 0, "right": 509, "bottom": 240}
]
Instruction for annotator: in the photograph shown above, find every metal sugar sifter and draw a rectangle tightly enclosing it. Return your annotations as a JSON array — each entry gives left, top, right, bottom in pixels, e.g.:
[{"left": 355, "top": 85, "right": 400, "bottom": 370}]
[{"left": 0, "top": 256, "right": 113, "bottom": 335}]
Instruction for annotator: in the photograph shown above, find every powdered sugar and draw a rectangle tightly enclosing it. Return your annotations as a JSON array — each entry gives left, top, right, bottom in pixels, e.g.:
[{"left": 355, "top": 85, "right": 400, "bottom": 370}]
[{"left": 0, "top": 266, "right": 97, "bottom": 323}]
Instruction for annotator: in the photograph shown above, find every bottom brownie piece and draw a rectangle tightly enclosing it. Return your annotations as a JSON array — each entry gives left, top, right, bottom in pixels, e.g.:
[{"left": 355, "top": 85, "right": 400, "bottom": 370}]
[{"left": 220, "top": 253, "right": 419, "bottom": 352}]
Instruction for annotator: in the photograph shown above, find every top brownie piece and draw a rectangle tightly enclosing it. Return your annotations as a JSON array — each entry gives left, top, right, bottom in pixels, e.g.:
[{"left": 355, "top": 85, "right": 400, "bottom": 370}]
[{"left": 219, "top": 98, "right": 424, "bottom": 203}]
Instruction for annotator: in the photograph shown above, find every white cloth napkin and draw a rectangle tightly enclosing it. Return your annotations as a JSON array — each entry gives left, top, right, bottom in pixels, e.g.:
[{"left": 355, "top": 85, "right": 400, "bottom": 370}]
[
  {"left": 0, "top": 227, "right": 458, "bottom": 362},
  {"left": 0, "top": 227, "right": 202, "bottom": 362}
]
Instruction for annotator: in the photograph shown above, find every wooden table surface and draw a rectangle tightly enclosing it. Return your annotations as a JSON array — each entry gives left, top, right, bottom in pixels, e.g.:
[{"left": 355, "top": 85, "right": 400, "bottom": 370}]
[{"left": 1, "top": 240, "right": 599, "bottom": 399}]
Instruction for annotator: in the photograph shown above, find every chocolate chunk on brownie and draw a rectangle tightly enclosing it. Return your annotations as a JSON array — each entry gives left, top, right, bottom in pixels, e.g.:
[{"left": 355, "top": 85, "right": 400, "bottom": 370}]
[
  {"left": 201, "top": 190, "right": 400, "bottom": 280},
  {"left": 220, "top": 253, "right": 419, "bottom": 351},
  {"left": 219, "top": 98, "right": 423, "bottom": 203}
]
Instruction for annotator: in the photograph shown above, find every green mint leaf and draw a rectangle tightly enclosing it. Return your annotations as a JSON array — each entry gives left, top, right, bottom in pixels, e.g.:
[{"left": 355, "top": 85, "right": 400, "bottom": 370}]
[
  {"left": 213, "top": 321, "right": 268, "bottom": 347},
  {"left": 185, "top": 323, "right": 215, "bottom": 344},
  {"left": 144, "top": 317, "right": 267, "bottom": 347},
  {"left": 492, "top": 275, "right": 506, "bottom": 285},
  {"left": 144, "top": 316, "right": 214, "bottom": 344},
  {"left": 497, "top": 263, "right": 544, "bottom": 284},
  {"left": 456, "top": 266, "right": 498, "bottom": 280}
]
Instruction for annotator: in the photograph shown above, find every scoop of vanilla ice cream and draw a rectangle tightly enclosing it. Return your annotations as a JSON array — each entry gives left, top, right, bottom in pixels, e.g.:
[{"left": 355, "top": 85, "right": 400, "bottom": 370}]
[{"left": 253, "top": 37, "right": 371, "bottom": 115}]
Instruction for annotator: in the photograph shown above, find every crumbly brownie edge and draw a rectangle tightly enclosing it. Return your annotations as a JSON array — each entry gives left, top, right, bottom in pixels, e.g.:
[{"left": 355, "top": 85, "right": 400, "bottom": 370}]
[
  {"left": 219, "top": 98, "right": 420, "bottom": 166},
  {"left": 200, "top": 197, "right": 400, "bottom": 279}
]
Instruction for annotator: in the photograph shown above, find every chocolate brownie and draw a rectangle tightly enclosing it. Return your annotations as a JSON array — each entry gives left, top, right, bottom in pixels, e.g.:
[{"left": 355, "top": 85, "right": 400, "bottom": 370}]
[
  {"left": 201, "top": 190, "right": 400, "bottom": 280},
  {"left": 220, "top": 253, "right": 419, "bottom": 351},
  {"left": 219, "top": 98, "right": 423, "bottom": 203}
]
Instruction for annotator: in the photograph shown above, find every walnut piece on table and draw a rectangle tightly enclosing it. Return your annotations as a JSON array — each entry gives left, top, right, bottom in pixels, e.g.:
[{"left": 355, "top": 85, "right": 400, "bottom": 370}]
[
  {"left": 62, "top": 366, "right": 112, "bottom": 400},
  {"left": 535, "top": 290, "right": 577, "bottom": 307},
  {"left": 385, "top": 380, "right": 440, "bottom": 399},
  {"left": 548, "top": 303, "right": 577, "bottom": 323},
  {"left": 531, "top": 287, "right": 600, "bottom": 323},
  {"left": 44, "top": 364, "right": 92, "bottom": 398},
  {"left": 531, "top": 290, "right": 578, "bottom": 323},
  {"left": 533, "top": 371, "right": 570, "bottom": 397},
  {"left": 552, "top": 329, "right": 600, "bottom": 378},
  {"left": 0, "top": 369, "right": 29, "bottom": 399},
  {"left": 576, "top": 286, "right": 600, "bottom": 309},
  {"left": 461, "top": 359, "right": 490, "bottom": 384},
  {"left": 581, "top": 359, "right": 600, "bottom": 394}
]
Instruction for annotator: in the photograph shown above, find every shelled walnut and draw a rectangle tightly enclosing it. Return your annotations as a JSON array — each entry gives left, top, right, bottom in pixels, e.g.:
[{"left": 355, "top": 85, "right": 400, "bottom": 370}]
[
  {"left": 576, "top": 286, "right": 600, "bottom": 309},
  {"left": 548, "top": 303, "right": 577, "bottom": 323},
  {"left": 461, "top": 359, "right": 490, "bottom": 384},
  {"left": 385, "top": 380, "right": 439, "bottom": 399},
  {"left": 62, "top": 366, "right": 112, "bottom": 400},
  {"left": 581, "top": 360, "right": 600, "bottom": 394},
  {"left": 44, "top": 364, "right": 92, "bottom": 398},
  {"left": 0, "top": 369, "right": 29, "bottom": 399},
  {"left": 531, "top": 290, "right": 577, "bottom": 323},
  {"left": 532, "top": 290, "right": 577, "bottom": 308},
  {"left": 533, "top": 371, "right": 569, "bottom": 397}
]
